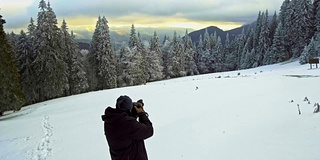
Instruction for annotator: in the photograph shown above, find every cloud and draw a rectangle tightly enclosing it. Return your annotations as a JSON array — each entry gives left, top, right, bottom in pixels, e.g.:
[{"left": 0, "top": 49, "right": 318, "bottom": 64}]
[
  {"left": 1, "top": 0, "right": 284, "bottom": 36},
  {"left": 47, "top": 0, "right": 283, "bottom": 23}
]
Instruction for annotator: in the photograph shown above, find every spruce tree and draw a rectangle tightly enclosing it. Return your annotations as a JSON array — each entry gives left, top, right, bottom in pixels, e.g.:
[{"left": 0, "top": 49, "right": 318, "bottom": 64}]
[
  {"left": 279, "top": 0, "right": 292, "bottom": 58},
  {"left": 136, "top": 32, "right": 148, "bottom": 83},
  {"left": 197, "top": 34, "right": 210, "bottom": 74},
  {"left": 288, "top": 0, "right": 313, "bottom": 58},
  {"left": 129, "top": 24, "right": 138, "bottom": 49},
  {"left": 236, "top": 29, "right": 246, "bottom": 69},
  {"left": 212, "top": 36, "right": 225, "bottom": 72},
  {"left": 88, "top": 16, "right": 101, "bottom": 90},
  {"left": 89, "top": 16, "right": 117, "bottom": 90},
  {"left": 225, "top": 33, "right": 230, "bottom": 49},
  {"left": 253, "top": 11, "right": 263, "bottom": 52},
  {"left": 184, "top": 30, "right": 199, "bottom": 76},
  {"left": 6, "top": 32, "right": 18, "bottom": 60},
  {"left": 257, "top": 11, "right": 270, "bottom": 66},
  {"left": 161, "top": 35, "right": 172, "bottom": 79},
  {"left": 203, "top": 28, "right": 211, "bottom": 51},
  {"left": 299, "top": 37, "right": 319, "bottom": 64},
  {"left": 0, "top": 15, "right": 25, "bottom": 115},
  {"left": 271, "top": 22, "right": 288, "bottom": 63},
  {"left": 147, "top": 31, "right": 164, "bottom": 81},
  {"left": 314, "top": 0, "right": 320, "bottom": 35},
  {"left": 240, "top": 26, "right": 255, "bottom": 69},
  {"left": 33, "top": 0, "right": 68, "bottom": 101},
  {"left": 61, "top": 20, "right": 89, "bottom": 94},
  {"left": 269, "top": 11, "right": 278, "bottom": 46},
  {"left": 120, "top": 24, "right": 146, "bottom": 85},
  {"left": 170, "top": 32, "right": 186, "bottom": 77},
  {"left": 16, "top": 30, "right": 37, "bottom": 104},
  {"left": 116, "top": 43, "right": 128, "bottom": 87}
]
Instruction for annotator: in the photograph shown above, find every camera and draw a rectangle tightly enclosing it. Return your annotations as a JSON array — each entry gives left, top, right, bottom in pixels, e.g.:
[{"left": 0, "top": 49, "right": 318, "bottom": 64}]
[{"left": 131, "top": 99, "right": 144, "bottom": 117}]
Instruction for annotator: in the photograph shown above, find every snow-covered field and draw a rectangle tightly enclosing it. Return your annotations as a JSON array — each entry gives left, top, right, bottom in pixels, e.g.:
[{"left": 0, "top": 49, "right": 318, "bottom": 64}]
[{"left": 1, "top": 61, "right": 320, "bottom": 160}]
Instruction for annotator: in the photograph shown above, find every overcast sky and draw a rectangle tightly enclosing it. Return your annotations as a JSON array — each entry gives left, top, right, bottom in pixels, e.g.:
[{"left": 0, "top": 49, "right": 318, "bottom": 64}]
[{"left": 0, "top": 0, "right": 284, "bottom": 38}]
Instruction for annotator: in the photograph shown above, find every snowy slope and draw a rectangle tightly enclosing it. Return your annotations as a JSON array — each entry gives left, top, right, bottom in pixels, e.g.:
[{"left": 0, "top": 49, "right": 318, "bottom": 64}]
[{"left": 1, "top": 61, "right": 320, "bottom": 160}]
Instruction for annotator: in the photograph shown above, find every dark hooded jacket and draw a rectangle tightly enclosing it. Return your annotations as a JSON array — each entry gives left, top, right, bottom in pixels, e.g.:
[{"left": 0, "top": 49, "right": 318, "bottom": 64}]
[{"left": 102, "top": 107, "right": 153, "bottom": 160}]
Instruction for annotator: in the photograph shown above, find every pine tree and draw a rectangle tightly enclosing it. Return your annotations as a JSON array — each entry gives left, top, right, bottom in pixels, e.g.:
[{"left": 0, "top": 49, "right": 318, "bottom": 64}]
[
  {"left": 88, "top": 16, "right": 101, "bottom": 90},
  {"left": 212, "top": 36, "right": 225, "bottom": 72},
  {"left": 198, "top": 31, "right": 213, "bottom": 74},
  {"left": 195, "top": 35, "right": 204, "bottom": 73},
  {"left": 0, "top": 15, "right": 25, "bottom": 115},
  {"left": 236, "top": 29, "right": 246, "bottom": 69},
  {"left": 269, "top": 11, "right": 278, "bottom": 45},
  {"left": 279, "top": 0, "right": 292, "bottom": 58},
  {"left": 162, "top": 34, "right": 170, "bottom": 45},
  {"left": 299, "top": 37, "right": 319, "bottom": 64},
  {"left": 270, "top": 22, "right": 288, "bottom": 63},
  {"left": 253, "top": 11, "right": 263, "bottom": 52},
  {"left": 17, "top": 18, "right": 38, "bottom": 105},
  {"left": 16, "top": 30, "right": 37, "bottom": 104},
  {"left": 116, "top": 43, "right": 130, "bottom": 87},
  {"left": 165, "top": 31, "right": 186, "bottom": 78},
  {"left": 89, "top": 16, "right": 117, "bottom": 90},
  {"left": 314, "top": 0, "right": 320, "bottom": 35},
  {"left": 184, "top": 30, "right": 199, "bottom": 76},
  {"left": 147, "top": 31, "right": 164, "bottom": 81},
  {"left": 225, "top": 33, "right": 230, "bottom": 49},
  {"left": 257, "top": 10, "right": 270, "bottom": 66},
  {"left": 136, "top": 32, "right": 149, "bottom": 83},
  {"left": 117, "top": 25, "right": 147, "bottom": 86},
  {"left": 170, "top": 33, "right": 186, "bottom": 77},
  {"left": 6, "top": 32, "right": 18, "bottom": 60},
  {"left": 289, "top": 0, "right": 313, "bottom": 58},
  {"left": 225, "top": 32, "right": 245, "bottom": 70},
  {"left": 203, "top": 28, "right": 211, "bottom": 51},
  {"left": 61, "top": 20, "right": 88, "bottom": 94},
  {"left": 32, "top": 0, "right": 68, "bottom": 101},
  {"left": 161, "top": 35, "right": 172, "bottom": 79},
  {"left": 299, "top": 46, "right": 310, "bottom": 64},
  {"left": 129, "top": 24, "right": 138, "bottom": 49},
  {"left": 240, "top": 26, "right": 255, "bottom": 69}
]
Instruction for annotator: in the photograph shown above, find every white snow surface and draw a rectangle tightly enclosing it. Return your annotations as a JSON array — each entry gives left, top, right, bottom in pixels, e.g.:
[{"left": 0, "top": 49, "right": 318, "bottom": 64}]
[{"left": 1, "top": 61, "right": 320, "bottom": 160}]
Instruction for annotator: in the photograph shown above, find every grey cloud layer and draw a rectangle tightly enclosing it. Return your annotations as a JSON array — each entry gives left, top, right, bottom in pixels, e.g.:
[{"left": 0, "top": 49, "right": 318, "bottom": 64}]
[
  {"left": 49, "top": 0, "right": 283, "bottom": 22},
  {"left": 4, "top": 0, "right": 283, "bottom": 30}
]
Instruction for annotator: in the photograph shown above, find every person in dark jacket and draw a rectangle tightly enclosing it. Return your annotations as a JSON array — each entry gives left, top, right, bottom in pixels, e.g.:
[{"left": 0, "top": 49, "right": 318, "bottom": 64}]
[{"left": 101, "top": 95, "right": 153, "bottom": 160}]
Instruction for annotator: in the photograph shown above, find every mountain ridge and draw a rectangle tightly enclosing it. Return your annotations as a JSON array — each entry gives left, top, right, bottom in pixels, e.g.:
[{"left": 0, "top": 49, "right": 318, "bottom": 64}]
[
  {"left": 188, "top": 24, "right": 252, "bottom": 46},
  {"left": 76, "top": 23, "right": 253, "bottom": 49}
]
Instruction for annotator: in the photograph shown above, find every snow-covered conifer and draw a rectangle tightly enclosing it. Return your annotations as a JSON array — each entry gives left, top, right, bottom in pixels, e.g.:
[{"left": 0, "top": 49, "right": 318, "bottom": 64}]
[
  {"left": 61, "top": 20, "right": 89, "bottom": 94},
  {"left": 32, "top": 0, "right": 68, "bottom": 101},
  {"left": 147, "top": 31, "right": 164, "bottom": 81},
  {"left": 184, "top": 30, "right": 199, "bottom": 76},
  {"left": 270, "top": 22, "right": 288, "bottom": 63},
  {"left": 89, "top": 16, "right": 117, "bottom": 90}
]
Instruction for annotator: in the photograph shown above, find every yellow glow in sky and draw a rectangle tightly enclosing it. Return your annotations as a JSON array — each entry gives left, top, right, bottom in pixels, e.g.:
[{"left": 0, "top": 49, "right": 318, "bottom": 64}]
[{"left": 105, "top": 14, "right": 242, "bottom": 33}]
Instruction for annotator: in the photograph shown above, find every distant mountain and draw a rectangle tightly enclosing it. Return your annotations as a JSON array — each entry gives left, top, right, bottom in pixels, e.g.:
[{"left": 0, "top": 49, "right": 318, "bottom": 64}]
[
  {"left": 188, "top": 24, "right": 252, "bottom": 46},
  {"left": 76, "top": 39, "right": 90, "bottom": 50},
  {"left": 188, "top": 26, "right": 225, "bottom": 44},
  {"left": 75, "top": 24, "right": 253, "bottom": 51}
]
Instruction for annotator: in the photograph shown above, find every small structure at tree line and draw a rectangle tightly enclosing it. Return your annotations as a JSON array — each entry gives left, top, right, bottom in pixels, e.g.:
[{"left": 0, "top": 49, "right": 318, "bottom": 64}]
[{"left": 308, "top": 58, "right": 319, "bottom": 69}]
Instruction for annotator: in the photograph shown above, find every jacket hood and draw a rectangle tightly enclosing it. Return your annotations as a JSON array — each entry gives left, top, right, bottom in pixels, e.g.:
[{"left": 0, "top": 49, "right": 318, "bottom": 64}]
[{"left": 101, "top": 107, "right": 130, "bottom": 123}]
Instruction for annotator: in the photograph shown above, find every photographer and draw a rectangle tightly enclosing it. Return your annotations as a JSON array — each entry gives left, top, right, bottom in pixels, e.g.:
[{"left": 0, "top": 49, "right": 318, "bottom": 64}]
[{"left": 101, "top": 95, "right": 153, "bottom": 160}]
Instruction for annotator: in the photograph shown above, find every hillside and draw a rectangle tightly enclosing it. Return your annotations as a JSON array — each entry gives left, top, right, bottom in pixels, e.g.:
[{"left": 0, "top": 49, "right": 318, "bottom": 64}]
[{"left": 1, "top": 60, "right": 320, "bottom": 160}]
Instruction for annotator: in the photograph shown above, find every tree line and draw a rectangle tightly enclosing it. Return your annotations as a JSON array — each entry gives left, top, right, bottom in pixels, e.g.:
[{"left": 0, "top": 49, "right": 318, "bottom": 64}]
[{"left": 1, "top": 0, "right": 320, "bottom": 115}]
